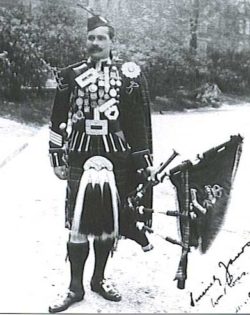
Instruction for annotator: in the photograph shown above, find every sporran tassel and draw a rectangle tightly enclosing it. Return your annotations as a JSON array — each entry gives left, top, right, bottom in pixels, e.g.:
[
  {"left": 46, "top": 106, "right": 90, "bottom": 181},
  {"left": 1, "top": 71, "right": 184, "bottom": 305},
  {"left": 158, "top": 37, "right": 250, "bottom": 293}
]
[{"left": 71, "top": 156, "right": 120, "bottom": 240}]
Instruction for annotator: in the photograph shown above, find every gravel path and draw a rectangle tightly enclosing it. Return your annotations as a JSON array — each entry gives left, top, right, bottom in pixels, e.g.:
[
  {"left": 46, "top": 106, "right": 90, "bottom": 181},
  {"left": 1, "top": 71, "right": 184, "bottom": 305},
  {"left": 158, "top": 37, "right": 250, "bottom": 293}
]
[{"left": 0, "top": 105, "right": 250, "bottom": 313}]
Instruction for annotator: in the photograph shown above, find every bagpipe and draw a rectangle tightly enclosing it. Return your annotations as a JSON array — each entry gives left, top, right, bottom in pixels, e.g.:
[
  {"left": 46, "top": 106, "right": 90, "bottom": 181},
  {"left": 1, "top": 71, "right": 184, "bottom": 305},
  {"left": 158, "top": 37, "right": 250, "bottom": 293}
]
[{"left": 124, "top": 134, "right": 243, "bottom": 290}]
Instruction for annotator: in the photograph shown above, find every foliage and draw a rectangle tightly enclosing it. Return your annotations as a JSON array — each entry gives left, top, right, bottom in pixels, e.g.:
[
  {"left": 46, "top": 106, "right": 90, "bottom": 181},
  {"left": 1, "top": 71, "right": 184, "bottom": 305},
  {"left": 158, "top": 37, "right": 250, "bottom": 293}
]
[
  {"left": 34, "top": 0, "right": 85, "bottom": 67},
  {"left": 1, "top": 0, "right": 250, "bottom": 110},
  {"left": 207, "top": 50, "right": 250, "bottom": 94},
  {"left": 0, "top": 5, "right": 47, "bottom": 100}
]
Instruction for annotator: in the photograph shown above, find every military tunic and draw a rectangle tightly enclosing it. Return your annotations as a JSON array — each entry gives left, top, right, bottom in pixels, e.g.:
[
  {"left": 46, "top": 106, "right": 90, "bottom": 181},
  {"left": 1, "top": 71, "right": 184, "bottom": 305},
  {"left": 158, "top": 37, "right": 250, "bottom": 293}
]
[{"left": 49, "top": 57, "right": 152, "bottom": 240}]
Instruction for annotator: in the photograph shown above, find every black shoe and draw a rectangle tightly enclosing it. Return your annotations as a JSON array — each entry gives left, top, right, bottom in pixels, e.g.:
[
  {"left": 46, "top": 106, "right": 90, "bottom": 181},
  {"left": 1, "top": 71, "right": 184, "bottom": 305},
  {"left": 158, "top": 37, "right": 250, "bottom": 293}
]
[
  {"left": 48, "top": 290, "right": 84, "bottom": 313},
  {"left": 90, "top": 278, "right": 122, "bottom": 302}
]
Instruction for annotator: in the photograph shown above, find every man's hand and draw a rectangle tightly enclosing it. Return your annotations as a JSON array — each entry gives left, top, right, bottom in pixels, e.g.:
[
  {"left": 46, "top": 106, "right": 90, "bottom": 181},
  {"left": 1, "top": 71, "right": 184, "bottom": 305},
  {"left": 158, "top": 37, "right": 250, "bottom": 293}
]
[
  {"left": 54, "top": 165, "right": 68, "bottom": 180},
  {"left": 137, "top": 166, "right": 156, "bottom": 183}
]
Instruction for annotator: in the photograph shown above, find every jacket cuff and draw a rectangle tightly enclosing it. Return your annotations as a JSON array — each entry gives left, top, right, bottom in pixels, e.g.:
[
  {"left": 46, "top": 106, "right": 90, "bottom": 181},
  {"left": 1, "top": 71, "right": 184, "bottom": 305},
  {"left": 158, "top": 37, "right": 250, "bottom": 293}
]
[
  {"left": 49, "top": 129, "right": 64, "bottom": 147},
  {"left": 131, "top": 149, "right": 152, "bottom": 171},
  {"left": 49, "top": 148, "right": 66, "bottom": 167}
]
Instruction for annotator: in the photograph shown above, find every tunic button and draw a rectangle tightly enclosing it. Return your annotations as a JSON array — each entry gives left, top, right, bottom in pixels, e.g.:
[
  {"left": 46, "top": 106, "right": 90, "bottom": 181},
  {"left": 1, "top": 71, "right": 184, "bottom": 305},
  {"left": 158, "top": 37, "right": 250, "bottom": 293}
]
[{"left": 76, "top": 97, "right": 83, "bottom": 106}]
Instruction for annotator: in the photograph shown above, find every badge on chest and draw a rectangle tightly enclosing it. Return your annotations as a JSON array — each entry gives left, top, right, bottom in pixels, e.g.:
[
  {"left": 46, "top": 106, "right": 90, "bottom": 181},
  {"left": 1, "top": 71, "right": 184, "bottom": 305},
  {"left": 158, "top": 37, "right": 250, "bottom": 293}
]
[{"left": 72, "top": 64, "right": 121, "bottom": 135}]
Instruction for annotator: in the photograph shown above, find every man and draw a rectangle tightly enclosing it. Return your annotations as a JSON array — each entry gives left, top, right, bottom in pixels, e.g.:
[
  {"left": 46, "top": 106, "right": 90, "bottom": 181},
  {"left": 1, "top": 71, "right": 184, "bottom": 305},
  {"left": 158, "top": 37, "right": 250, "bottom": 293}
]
[{"left": 48, "top": 13, "right": 153, "bottom": 313}]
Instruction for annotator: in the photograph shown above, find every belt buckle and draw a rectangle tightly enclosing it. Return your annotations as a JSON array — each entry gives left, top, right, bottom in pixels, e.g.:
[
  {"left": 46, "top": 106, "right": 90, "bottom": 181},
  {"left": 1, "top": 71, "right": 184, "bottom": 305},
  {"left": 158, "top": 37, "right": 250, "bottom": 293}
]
[{"left": 85, "top": 119, "right": 108, "bottom": 135}]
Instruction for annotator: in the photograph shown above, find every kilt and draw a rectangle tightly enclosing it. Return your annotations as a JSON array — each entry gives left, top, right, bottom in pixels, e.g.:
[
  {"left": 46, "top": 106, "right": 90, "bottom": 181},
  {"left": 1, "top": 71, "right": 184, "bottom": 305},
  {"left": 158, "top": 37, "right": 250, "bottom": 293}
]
[{"left": 65, "top": 150, "right": 136, "bottom": 237}]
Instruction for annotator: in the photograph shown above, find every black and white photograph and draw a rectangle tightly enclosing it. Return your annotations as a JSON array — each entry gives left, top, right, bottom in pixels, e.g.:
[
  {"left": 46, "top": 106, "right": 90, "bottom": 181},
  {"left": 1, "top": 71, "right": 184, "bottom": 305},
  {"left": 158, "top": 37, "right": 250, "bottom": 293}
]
[{"left": 1, "top": 0, "right": 250, "bottom": 313}]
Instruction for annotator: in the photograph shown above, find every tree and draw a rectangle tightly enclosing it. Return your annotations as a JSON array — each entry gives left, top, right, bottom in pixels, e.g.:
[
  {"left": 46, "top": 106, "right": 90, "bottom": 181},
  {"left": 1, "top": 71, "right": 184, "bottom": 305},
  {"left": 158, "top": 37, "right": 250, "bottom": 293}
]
[{"left": 189, "top": 0, "right": 200, "bottom": 54}]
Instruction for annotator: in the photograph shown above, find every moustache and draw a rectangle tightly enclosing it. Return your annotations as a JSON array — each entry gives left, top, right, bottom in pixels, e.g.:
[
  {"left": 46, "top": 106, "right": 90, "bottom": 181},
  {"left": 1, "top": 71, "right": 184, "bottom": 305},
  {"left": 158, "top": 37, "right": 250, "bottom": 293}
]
[{"left": 88, "top": 46, "right": 102, "bottom": 53}]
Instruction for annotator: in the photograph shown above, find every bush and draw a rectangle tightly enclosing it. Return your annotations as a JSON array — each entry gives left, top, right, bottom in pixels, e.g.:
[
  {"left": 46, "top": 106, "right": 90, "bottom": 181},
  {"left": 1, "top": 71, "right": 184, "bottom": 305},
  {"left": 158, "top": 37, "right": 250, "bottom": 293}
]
[
  {"left": 207, "top": 51, "right": 250, "bottom": 94},
  {"left": 0, "top": 5, "right": 48, "bottom": 100},
  {"left": 0, "top": 1, "right": 84, "bottom": 101},
  {"left": 0, "top": 89, "right": 54, "bottom": 125},
  {"left": 34, "top": 0, "right": 84, "bottom": 67}
]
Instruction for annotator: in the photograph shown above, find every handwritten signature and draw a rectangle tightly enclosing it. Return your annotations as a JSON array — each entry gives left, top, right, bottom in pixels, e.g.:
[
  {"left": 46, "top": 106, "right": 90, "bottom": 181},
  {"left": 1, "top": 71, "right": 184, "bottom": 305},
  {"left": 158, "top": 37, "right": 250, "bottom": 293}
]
[{"left": 190, "top": 241, "right": 250, "bottom": 308}]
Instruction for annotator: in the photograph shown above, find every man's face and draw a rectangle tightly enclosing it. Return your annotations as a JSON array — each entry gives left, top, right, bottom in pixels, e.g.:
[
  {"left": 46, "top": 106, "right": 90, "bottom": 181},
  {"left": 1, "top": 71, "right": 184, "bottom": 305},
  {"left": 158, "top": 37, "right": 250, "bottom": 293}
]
[{"left": 86, "top": 26, "right": 112, "bottom": 61}]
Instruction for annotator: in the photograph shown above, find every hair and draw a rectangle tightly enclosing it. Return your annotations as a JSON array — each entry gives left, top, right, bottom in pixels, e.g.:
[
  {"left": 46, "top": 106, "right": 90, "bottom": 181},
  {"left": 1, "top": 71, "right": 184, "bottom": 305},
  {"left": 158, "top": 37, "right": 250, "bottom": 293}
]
[{"left": 108, "top": 26, "right": 115, "bottom": 40}]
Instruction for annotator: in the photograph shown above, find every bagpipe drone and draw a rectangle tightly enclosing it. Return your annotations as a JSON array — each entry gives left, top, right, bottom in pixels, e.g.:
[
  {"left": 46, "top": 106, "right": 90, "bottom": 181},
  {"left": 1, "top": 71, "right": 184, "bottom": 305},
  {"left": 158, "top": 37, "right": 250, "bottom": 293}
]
[{"left": 124, "top": 134, "right": 243, "bottom": 290}]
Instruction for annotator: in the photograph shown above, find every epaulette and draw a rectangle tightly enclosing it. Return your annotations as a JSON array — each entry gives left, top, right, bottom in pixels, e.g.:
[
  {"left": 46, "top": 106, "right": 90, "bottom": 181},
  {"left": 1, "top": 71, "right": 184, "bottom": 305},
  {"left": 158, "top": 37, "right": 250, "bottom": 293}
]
[
  {"left": 54, "top": 60, "right": 87, "bottom": 91},
  {"left": 113, "top": 56, "right": 123, "bottom": 65},
  {"left": 53, "top": 66, "right": 70, "bottom": 91},
  {"left": 71, "top": 60, "right": 89, "bottom": 76}
]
